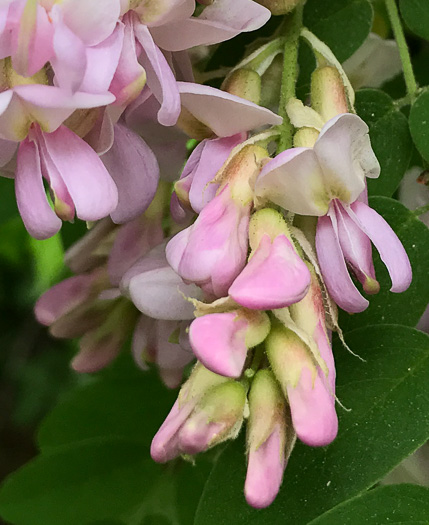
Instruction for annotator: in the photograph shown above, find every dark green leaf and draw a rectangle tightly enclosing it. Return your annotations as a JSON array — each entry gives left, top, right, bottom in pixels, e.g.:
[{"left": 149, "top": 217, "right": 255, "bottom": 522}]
[
  {"left": 355, "top": 89, "right": 412, "bottom": 197},
  {"left": 309, "top": 484, "right": 429, "bottom": 524},
  {"left": 400, "top": 0, "right": 429, "bottom": 41},
  {"left": 194, "top": 325, "right": 429, "bottom": 525},
  {"left": 304, "top": 0, "right": 373, "bottom": 62},
  {"left": 340, "top": 197, "right": 429, "bottom": 332},
  {"left": 37, "top": 371, "right": 177, "bottom": 452},
  {"left": 409, "top": 89, "right": 429, "bottom": 163},
  {"left": 0, "top": 438, "right": 159, "bottom": 525}
]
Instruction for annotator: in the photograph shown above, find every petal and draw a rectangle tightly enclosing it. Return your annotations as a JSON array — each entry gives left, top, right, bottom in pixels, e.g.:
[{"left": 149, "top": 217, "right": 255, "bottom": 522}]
[
  {"left": 102, "top": 122, "right": 159, "bottom": 224},
  {"left": 39, "top": 125, "right": 119, "bottom": 222},
  {"left": 255, "top": 147, "right": 329, "bottom": 215},
  {"left": 347, "top": 200, "right": 412, "bottom": 293},
  {"left": 0, "top": 89, "right": 31, "bottom": 141},
  {"left": 287, "top": 366, "right": 338, "bottom": 447},
  {"left": 13, "top": 3, "right": 54, "bottom": 77},
  {"left": 335, "top": 201, "right": 379, "bottom": 294},
  {"left": 188, "top": 134, "right": 244, "bottom": 213},
  {"left": 60, "top": 0, "right": 121, "bottom": 47},
  {"left": 71, "top": 329, "right": 122, "bottom": 373},
  {"left": 14, "top": 85, "right": 115, "bottom": 133},
  {"left": 315, "top": 212, "right": 369, "bottom": 313},
  {"left": 35, "top": 273, "right": 97, "bottom": 326},
  {"left": 109, "top": 19, "right": 147, "bottom": 108},
  {"left": 315, "top": 113, "right": 380, "bottom": 203},
  {"left": 134, "top": 0, "right": 195, "bottom": 27},
  {"left": 151, "top": 0, "right": 270, "bottom": 51},
  {"left": 133, "top": 21, "right": 180, "bottom": 126},
  {"left": 229, "top": 234, "right": 311, "bottom": 310},
  {"left": 178, "top": 82, "right": 282, "bottom": 137},
  {"left": 0, "top": 138, "right": 17, "bottom": 166},
  {"left": 245, "top": 423, "right": 286, "bottom": 509},
  {"left": 131, "top": 314, "right": 152, "bottom": 370},
  {"left": 189, "top": 312, "right": 248, "bottom": 378},
  {"left": 108, "top": 216, "right": 164, "bottom": 286},
  {"left": 79, "top": 22, "right": 125, "bottom": 94},
  {"left": 15, "top": 138, "right": 62, "bottom": 239}
]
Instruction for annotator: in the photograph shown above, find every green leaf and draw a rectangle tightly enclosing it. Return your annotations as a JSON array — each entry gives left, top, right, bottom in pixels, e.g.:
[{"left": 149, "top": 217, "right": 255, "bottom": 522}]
[
  {"left": 339, "top": 197, "right": 429, "bottom": 332},
  {"left": 400, "top": 0, "right": 429, "bottom": 41},
  {"left": 37, "top": 371, "right": 177, "bottom": 452},
  {"left": 0, "top": 438, "right": 159, "bottom": 525},
  {"left": 309, "top": 484, "right": 429, "bottom": 524},
  {"left": 409, "top": 89, "right": 429, "bottom": 163},
  {"left": 194, "top": 325, "right": 429, "bottom": 525},
  {"left": 304, "top": 0, "right": 373, "bottom": 62},
  {"left": 355, "top": 89, "right": 412, "bottom": 197}
]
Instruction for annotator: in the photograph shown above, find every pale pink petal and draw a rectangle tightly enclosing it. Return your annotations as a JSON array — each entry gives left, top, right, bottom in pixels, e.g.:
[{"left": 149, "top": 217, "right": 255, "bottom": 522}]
[
  {"left": 316, "top": 211, "right": 369, "bottom": 313},
  {"left": 229, "top": 234, "right": 311, "bottom": 310},
  {"left": 151, "top": 399, "right": 194, "bottom": 462},
  {"left": 35, "top": 274, "right": 97, "bottom": 326},
  {"left": 0, "top": 89, "right": 31, "bottom": 141},
  {"left": 347, "top": 200, "right": 412, "bottom": 293},
  {"left": 108, "top": 216, "right": 164, "bottom": 286},
  {"left": 50, "top": 10, "right": 87, "bottom": 92},
  {"left": 71, "top": 329, "right": 122, "bottom": 373},
  {"left": 189, "top": 312, "right": 248, "bottom": 378},
  {"left": 245, "top": 423, "right": 285, "bottom": 509},
  {"left": 14, "top": 85, "right": 115, "bottom": 133},
  {"left": 151, "top": 0, "right": 270, "bottom": 51},
  {"left": 0, "top": 138, "right": 17, "bottom": 166},
  {"left": 287, "top": 366, "right": 338, "bottom": 447},
  {"left": 60, "top": 0, "right": 121, "bottom": 46},
  {"left": 178, "top": 82, "right": 282, "bottom": 137},
  {"left": 133, "top": 20, "right": 180, "bottom": 126},
  {"left": 131, "top": 314, "right": 152, "bottom": 370},
  {"left": 335, "top": 201, "right": 379, "bottom": 294},
  {"left": 13, "top": 3, "right": 54, "bottom": 77},
  {"left": 135, "top": 0, "right": 195, "bottom": 27},
  {"left": 39, "top": 125, "right": 118, "bottom": 222},
  {"left": 315, "top": 113, "right": 380, "bottom": 203},
  {"left": 15, "top": 138, "right": 62, "bottom": 239},
  {"left": 79, "top": 22, "right": 124, "bottom": 94},
  {"left": 255, "top": 147, "right": 328, "bottom": 216},
  {"left": 109, "top": 18, "right": 146, "bottom": 108},
  {"left": 102, "top": 122, "right": 159, "bottom": 224}
]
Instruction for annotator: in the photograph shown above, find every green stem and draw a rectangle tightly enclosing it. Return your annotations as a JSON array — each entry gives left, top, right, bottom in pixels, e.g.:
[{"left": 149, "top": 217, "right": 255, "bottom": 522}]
[
  {"left": 414, "top": 203, "right": 429, "bottom": 216},
  {"left": 244, "top": 345, "right": 265, "bottom": 380},
  {"left": 385, "top": 0, "right": 418, "bottom": 101},
  {"left": 278, "top": 3, "right": 304, "bottom": 152}
]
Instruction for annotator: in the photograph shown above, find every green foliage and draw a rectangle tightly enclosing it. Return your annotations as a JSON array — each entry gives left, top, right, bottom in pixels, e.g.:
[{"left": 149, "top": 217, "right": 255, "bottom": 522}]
[
  {"left": 303, "top": 0, "right": 373, "bottom": 62},
  {"left": 309, "top": 484, "right": 429, "bottom": 524},
  {"left": 355, "top": 89, "right": 413, "bottom": 197},
  {"left": 409, "top": 89, "right": 429, "bottom": 163},
  {"left": 400, "top": 0, "right": 429, "bottom": 41},
  {"left": 340, "top": 197, "right": 429, "bottom": 332},
  {"left": 194, "top": 326, "right": 429, "bottom": 524}
]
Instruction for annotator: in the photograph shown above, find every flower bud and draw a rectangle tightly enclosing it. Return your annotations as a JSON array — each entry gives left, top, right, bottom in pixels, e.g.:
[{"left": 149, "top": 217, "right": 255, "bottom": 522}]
[
  {"left": 229, "top": 208, "right": 311, "bottom": 310},
  {"left": 266, "top": 324, "right": 338, "bottom": 446},
  {"left": 179, "top": 380, "right": 246, "bottom": 454},
  {"left": 254, "top": 0, "right": 301, "bottom": 15},
  {"left": 222, "top": 69, "right": 261, "bottom": 105},
  {"left": 311, "top": 66, "right": 349, "bottom": 122},
  {"left": 189, "top": 309, "right": 270, "bottom": 378},
  {"left": 245, "top": 369, "right": 294, "bottom": 508}
]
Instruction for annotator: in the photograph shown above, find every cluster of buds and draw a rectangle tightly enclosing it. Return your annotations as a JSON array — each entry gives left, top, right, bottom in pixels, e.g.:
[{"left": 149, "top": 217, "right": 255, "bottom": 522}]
[{"left": 19, "top": 0, "right": 413, "bottom": 511}]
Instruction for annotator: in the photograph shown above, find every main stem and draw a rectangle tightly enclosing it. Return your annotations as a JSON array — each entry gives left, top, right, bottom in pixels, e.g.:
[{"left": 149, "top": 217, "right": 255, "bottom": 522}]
[
  {"left": 278, "top": 3, "right": 304, "bottom": 152},
  {"left": 385, "top": 0, "right": 418, "bottom": 101}
]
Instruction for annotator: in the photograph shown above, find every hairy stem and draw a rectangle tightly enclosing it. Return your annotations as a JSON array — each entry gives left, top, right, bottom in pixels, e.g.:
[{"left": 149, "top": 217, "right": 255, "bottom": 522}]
[
  {"left": 385, "top": 0, "right": 418, "bottom": 101},
  {"left": 278, "top": 2, "right": 305, "bottom": 152}
]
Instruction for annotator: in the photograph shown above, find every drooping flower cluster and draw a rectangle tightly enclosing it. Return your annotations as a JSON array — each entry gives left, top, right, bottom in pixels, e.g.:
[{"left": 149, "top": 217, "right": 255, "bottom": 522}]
[{"left": 23, "top": 0, "right": 413, "bottom": 511}]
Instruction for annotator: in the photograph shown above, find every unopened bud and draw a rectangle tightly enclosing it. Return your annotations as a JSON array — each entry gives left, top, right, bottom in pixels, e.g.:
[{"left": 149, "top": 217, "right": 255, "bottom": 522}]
[
  {"left": 179, "top": 380, "right": 246, "bottom": 454},
  {"left": 222, "top": 69, "right": 261, "bottom": 105},
  {"left": 248, "top": 208, "right": 291, "bottom": 251},
  {"left": 254, "top": 0, "right": 301, "bottom": 15},
  {"left": 311, "top": 66, "right": 349, "bottom": 122}
]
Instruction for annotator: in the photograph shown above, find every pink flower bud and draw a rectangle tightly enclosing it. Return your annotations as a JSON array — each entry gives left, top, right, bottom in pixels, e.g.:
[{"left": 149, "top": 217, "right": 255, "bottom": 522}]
[
  {"left": 266, "top": 325, "right": 338, "bottom": 447},
  {"left": 189, "top": 309, "right": 270, "bottom": 378}
]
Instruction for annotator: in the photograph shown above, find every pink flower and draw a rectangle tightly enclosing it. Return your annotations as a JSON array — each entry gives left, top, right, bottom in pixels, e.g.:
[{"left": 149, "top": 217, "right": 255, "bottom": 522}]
[{"left": 256, "top": 113, "right": 412, "bottom": 312}]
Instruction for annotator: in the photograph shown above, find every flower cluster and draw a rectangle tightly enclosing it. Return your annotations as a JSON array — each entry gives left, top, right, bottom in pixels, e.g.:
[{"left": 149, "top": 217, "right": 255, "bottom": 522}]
[{"left": 23, "top": 0, "right": 412, "bottom": 511}]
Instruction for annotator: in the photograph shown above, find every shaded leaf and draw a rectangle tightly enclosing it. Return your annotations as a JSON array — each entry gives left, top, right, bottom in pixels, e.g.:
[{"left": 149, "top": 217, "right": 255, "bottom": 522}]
[
  {"left": 400, "top": 0, "right": 429, "bottom": 41},
  {"left": 409, "top": 89, "right": 429, "bottom": 163}
]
